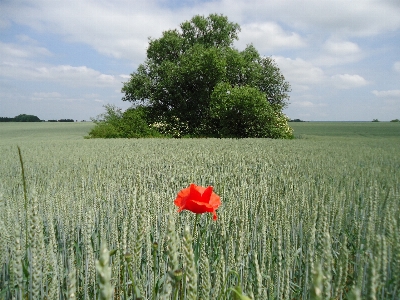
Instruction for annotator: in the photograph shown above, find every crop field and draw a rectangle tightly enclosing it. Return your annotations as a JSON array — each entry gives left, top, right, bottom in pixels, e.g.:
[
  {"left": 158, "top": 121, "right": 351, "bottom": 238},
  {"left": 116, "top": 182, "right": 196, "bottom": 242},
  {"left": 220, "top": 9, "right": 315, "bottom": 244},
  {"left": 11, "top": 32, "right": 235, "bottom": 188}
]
[{"left": 0, "top": 122, "right": 399, "bottom": 299}]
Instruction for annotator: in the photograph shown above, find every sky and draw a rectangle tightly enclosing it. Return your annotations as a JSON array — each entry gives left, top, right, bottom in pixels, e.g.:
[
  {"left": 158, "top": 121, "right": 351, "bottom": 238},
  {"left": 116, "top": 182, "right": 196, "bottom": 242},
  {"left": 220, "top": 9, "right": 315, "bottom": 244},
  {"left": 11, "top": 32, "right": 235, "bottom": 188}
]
[{"left": 1, "top": 0, "right": 400, "bottom": 121}]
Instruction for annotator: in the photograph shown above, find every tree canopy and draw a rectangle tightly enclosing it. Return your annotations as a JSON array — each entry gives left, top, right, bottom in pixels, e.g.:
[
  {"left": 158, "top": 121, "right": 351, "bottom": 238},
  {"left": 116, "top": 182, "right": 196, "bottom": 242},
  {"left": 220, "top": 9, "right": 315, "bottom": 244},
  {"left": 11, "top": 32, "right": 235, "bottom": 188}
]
[
  {"left": 13, "top": 114, "right": 41, "bottom": 122},
  {"left": 120, "top": 14, "right": 293, "bottom": 138}
]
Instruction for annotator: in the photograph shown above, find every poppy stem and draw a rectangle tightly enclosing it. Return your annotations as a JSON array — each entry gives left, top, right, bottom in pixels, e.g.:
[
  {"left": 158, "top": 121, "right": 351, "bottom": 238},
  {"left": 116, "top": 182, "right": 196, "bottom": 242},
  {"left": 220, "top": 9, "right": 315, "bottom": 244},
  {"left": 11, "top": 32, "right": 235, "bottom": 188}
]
[{"left": 192, "top": 213, "right": 200, "bottom": 242}]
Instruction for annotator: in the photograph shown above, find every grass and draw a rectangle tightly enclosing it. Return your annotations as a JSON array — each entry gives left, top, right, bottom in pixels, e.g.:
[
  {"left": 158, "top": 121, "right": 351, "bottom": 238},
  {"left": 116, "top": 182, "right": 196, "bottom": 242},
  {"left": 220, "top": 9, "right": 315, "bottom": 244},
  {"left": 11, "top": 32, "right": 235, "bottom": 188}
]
[
  {"left": 290, "top": 121, "right": 400, "bottom": 138},
  {"left": 0, "top": 122, "right": 95, "bottom": 144},
  {"left": 0, "top": 122, "right": 399, "bottom": 299}
]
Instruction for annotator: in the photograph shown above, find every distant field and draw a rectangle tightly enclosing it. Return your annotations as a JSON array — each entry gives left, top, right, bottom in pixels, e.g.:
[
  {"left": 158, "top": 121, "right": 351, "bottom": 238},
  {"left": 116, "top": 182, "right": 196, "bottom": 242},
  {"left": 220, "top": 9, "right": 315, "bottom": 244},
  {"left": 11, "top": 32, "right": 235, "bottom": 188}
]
[
  {"left": 1, "top": 121, "right": 399, "bottom": 141},
  {"left": 0, "top": 122, "right": 399, "bottom": 299},
  {"left": 0, "top": 122, "right": 95, "bottom": 143},
  {"left": 290, "top": 121, "right": 400, "bottom": 138}
]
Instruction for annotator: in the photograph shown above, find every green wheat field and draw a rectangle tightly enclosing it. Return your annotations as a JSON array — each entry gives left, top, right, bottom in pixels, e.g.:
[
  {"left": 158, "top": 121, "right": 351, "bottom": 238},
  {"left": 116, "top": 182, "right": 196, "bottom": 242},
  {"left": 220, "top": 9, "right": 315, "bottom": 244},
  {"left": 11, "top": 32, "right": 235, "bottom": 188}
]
[{"left": 0, "top": 122, "right": 399, "bottom": 299}]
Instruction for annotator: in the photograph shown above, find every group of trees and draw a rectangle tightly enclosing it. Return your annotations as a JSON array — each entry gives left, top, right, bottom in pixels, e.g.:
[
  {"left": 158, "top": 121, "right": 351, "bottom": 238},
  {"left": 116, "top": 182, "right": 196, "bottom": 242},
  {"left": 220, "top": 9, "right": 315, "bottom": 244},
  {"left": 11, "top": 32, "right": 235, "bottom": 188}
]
[
  {"left": 0, "top": 114, "right": 41, "bottom": 122},
  {"left": 373, "top": 119, "right": 400, "bottom": 122},
  {"left": 48, "top": 119, "right": 75, "bottom": 122},
  {"left": 89, "top": 14, "right": 294, "bottom": 139}
]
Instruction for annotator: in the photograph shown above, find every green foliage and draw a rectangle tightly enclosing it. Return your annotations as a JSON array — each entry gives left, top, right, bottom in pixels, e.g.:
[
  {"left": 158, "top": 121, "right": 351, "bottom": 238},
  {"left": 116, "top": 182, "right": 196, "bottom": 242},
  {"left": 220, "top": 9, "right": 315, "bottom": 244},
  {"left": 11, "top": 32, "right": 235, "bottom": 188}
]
[
  {"left": 210, "top": 82, "right": 293, "bottom": 138},
  {"left": 0, "top": 117, "right": 15, "bottom": 122},
  {"left": 12, "top": 114, "right": 41, "bottom": 122},
  {"left": 120, "top": 106, "right": 163, "bottom": 138},
  {"left": 86, "top": 122, "right": 122, "bottom": 138},
  {"left": 372, "top": 119, "right": 380, "bottom": 122},
  {"left": 122, "top": 14, "right": 292, "bottom": 138},
  {"left": 390, "top": 118, "right": 399, "bottom": 122},
  {"left": 87, "top": 104, "right": 162, "bottom": 138}
]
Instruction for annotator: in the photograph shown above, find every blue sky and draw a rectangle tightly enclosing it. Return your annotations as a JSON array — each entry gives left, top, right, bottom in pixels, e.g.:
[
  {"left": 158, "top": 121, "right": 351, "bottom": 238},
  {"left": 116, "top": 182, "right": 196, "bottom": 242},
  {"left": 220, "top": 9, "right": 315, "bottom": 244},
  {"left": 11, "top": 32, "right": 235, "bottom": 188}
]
[{"left": 1, "top": 0, "right": 399, "bottom": 121}]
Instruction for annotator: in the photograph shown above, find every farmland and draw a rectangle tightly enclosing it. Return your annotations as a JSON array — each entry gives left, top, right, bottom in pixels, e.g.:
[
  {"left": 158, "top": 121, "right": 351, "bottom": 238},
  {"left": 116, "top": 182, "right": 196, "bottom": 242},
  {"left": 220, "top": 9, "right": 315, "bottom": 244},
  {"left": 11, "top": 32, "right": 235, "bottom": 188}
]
[{"left": 0, "top": 122, "right": 399, "bottom": 299}]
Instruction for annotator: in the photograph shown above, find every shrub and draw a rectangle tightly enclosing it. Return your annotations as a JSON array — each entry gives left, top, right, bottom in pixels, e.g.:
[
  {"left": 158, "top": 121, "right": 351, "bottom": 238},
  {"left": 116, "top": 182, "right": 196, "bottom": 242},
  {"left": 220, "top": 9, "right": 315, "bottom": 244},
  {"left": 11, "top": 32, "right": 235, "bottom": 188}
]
[
  {"left": 87, "top": 104, "right": 162, "bottom": 138},
  {"left": 210, "top": 82, "right": 293, "bottom": 138},
  {"left": 119, "top": 106, "right": 162, "bottom": 138},
  {"left": 86, "top": 122, "right": 122, "bottom": 138}
]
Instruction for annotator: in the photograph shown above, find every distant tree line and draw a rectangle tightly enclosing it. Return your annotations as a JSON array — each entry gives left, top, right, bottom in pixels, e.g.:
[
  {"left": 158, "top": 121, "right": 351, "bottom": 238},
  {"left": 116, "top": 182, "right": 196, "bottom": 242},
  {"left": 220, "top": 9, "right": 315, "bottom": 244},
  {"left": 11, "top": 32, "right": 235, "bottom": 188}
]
[
  {"left": 0, "top": 114, "right": 41, "bottom": 122},
  {"left": 289, "top": 118, "right": 306, "bottom": 122},
  {"left": 0, "top": 115, "right": 76, "bottom": 122},
  {"left": 47, "top": 119, "right": 75, "bottom": 122},
  {"left": 372, "top": 119, "right": 400, "bottom": 122},
  {"left": 0, "top": 117, "right": 15, "bottom": 122}
]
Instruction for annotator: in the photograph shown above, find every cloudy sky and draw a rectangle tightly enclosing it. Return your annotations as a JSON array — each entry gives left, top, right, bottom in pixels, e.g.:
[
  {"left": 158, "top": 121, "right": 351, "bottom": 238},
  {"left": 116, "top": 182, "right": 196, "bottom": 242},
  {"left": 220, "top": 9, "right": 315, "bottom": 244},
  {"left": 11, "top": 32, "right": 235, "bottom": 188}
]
[{"left": 1, "top": 0, "right": 399, "bottom": 121}]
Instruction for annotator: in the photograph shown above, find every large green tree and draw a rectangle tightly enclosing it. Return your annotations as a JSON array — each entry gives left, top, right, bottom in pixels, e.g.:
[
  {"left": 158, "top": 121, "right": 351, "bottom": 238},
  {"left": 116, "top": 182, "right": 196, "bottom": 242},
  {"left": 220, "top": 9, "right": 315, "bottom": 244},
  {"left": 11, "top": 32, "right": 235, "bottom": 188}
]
[{"left": 122, "top": 14, "right": 292, "bottom": 138}]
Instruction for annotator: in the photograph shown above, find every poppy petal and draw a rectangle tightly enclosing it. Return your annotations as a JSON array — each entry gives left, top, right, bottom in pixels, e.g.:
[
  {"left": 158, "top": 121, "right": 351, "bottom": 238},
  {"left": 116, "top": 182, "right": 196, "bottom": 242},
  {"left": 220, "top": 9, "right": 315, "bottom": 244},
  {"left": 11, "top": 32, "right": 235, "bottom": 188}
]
[
  {"left": 189, "top": 183, "right": 202, "bottom": 201},
  {"left": 209, "top": 193, "right": 221, "bottom": 209},
  {"left": 201, "top": 186, "right": 213, "bottom": 203},
  {"left": 185, "top": 200, "right": 211, "bottom": 214}
]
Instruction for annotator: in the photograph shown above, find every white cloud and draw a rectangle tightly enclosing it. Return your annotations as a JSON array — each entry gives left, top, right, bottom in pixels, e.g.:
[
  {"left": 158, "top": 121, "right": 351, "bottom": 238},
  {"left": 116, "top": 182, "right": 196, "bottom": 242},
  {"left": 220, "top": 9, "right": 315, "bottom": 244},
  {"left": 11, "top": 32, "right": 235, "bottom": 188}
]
[
  {"left": 331, "top": 74, "right": 369, "bottom": 89},
  {"left": 273, "top": 56, "right": 325, "bottom": 86},
  {"left": 293, "top": 101, "right": 314, "bottom": 107},
  {"left": 0, "top": 0, "right": 178, "bottom": 63},
  {"left": 0, "top": 41, "right": 121, "bottom": 88},
  {"left": 2, "top": 0, "right": 399, "bottom": 65},
  {"left": 237, "top": 22, "right": 306, "bottom": 52},
  {"left": 292, "top": 101, "right": 327, "bottom": 108},
  {"left": 393, "top": 61, "right": 400, "bottom": 73},
  {"left": 254, "top": 0, "right": 400, "bottom": 37},
  {"left": 312, "top": 39, "right": 363, "bottom": 66},
  {"left": 372, "top": 90, "right": 400, "bottom": 97},
  {"left": 32, "top": 92, "right": 62, "bottom": 98},
  {"left": 31, "top": 93, "right": 62, "bottom": 102},
  {"left": 202, "top": 0, "right": 400, "bottom": 37},
  {"left": 0, "top": 61, "right": 122, "bottom": 88},
  {"left": 16, "top": 34, "right": 39, "bottom": 44},
  {"left": 323, "top": 39, "right": 360, "bottom": 55},
  {"left": 0, "top": 41, "right": 51, "bottom": 59},
  {"left": 35, "top": 65, "right": 119, "bottom": 86}
]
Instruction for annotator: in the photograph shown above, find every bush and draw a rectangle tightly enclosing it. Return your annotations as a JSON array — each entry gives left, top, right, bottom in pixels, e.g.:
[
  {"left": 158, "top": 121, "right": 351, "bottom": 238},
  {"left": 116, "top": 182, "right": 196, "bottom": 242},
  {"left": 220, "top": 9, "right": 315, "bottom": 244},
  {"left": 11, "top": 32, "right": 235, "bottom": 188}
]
[
  {"left": 210, "top": 83, "right": 293, "bottom": 138},
  {"left": 119, "top": 107, "right": 162, "bottom": 138},
  {"left": 86, "top": 105, "right": 162, "bottom": 138},
  {"left": 390, "top": 119, "right": 399, "bottom": 122},
  {"left": 86, "top": 122, "right": 122, "bottom": 138}
]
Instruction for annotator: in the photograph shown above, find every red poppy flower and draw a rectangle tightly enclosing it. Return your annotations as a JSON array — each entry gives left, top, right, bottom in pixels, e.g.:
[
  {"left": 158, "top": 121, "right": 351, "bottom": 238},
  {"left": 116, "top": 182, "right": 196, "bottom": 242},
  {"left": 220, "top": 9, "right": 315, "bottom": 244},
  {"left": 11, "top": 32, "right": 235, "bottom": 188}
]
[{"left": 174, "top": 183, "right": 221, "bottom": 220}]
